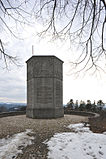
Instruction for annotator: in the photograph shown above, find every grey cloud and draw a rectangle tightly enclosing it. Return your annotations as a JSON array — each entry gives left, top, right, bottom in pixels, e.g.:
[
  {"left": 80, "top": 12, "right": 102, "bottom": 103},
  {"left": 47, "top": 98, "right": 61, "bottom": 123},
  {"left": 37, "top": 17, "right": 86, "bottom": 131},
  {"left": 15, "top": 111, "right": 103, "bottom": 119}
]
[{"left": 0, "top": 67, "right": 26, "bottom": 102}]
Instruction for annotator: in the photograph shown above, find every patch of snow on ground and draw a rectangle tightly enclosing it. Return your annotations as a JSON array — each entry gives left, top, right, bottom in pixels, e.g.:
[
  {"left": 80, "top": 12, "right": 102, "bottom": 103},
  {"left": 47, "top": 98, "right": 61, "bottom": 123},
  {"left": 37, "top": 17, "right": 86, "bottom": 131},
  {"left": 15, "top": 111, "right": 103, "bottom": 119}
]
[
  {"left": 45, "top": 123, "right": 106, "bottom": 159},
  {"left": 0, "top": 129, "right": 34, "bottom": 159},
  {"left": 68, "top": 123, "right": 91, "bottom": 133}
]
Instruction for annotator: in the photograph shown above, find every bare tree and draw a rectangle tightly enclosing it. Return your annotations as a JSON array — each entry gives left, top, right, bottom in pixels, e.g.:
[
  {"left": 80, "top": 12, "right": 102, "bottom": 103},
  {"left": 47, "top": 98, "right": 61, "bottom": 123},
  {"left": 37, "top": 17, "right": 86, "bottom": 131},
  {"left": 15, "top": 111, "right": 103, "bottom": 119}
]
[
  {"left": 0, "top": 0, "right": 32, "bottom": 68},
  {"left": 0, "top": 0, "right": 106, "bottom": 72},
  {"left": 35, "top": 0, "right": 106, "bottom": 73}
]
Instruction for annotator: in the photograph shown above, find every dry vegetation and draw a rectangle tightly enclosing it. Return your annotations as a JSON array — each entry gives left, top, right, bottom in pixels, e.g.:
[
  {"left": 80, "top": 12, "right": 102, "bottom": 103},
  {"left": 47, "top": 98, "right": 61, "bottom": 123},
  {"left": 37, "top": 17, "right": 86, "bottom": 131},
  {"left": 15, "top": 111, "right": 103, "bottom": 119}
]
[{"left": 89, "top": 111, "right": 106, "bottom": 133}]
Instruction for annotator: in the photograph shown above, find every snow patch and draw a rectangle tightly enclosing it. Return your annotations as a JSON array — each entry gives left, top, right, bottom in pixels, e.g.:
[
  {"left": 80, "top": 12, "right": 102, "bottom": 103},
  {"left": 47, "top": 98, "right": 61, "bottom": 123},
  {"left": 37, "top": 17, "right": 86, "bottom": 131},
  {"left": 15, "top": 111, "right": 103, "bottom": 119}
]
[
  {"left": 68, "top": 123, "right": 91, "bottom": 133},
  {"left": 0, "top": 129, "right": 34, "bottom": 159},
  {"left": 45, "top": 123, "right": 106, "bottom": 159}
]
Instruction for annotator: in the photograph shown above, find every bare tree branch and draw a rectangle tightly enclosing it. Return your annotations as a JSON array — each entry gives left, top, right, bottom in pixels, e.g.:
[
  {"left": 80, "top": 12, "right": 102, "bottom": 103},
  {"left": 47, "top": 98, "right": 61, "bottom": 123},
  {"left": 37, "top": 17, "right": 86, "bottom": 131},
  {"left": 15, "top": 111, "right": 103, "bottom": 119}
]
[{"left": 0, "top": 0, "right": 106, "bottom": 73}]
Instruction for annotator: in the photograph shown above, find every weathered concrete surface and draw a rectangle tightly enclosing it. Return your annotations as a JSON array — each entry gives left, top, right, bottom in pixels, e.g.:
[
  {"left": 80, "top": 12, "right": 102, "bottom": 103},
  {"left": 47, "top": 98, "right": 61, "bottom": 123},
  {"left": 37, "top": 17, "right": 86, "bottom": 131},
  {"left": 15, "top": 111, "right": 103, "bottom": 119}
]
[{"left": 26, "top": 56, "right": 64, "bottom": 118}]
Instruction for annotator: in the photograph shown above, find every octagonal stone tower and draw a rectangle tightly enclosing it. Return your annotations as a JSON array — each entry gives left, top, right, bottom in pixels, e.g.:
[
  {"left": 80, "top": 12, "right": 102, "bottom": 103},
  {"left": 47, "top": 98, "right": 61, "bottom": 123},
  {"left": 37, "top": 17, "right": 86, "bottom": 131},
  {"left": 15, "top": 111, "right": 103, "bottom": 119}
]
[{"left": 26, "top": 55, "right": 64, "bottom": 118}]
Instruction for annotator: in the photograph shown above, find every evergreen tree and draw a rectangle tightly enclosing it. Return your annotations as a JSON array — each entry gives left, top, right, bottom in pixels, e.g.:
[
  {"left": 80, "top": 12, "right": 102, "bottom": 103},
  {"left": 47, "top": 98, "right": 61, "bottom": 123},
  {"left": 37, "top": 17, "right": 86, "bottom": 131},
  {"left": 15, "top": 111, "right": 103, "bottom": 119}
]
[
  {"left": 67, "top": 99, "right": 74, "bottom": 110},
  {"left": 97, "top": 100, "right": 104, "bottom": 111},
  {"left": 79, "top": 100, "right": 85, "bottom": 111},
  {"left": 86, "top": 100, "right": 92, "bottom": 111}
]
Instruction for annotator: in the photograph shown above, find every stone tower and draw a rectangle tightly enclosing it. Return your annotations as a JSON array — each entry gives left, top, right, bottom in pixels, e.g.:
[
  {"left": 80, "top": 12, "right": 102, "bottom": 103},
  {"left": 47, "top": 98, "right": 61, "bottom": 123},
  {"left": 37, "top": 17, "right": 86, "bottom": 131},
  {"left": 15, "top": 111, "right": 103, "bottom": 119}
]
[{"left": 26, "top": 56, "right": 64, "bottom": 118}]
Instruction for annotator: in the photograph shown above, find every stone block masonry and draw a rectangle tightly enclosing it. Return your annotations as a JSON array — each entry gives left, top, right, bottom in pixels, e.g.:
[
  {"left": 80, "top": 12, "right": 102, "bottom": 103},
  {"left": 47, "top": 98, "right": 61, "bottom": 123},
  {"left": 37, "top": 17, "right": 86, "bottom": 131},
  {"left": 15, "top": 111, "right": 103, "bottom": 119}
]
[{"left": 26, "top": 56, "right": 64, "bottom": 118}]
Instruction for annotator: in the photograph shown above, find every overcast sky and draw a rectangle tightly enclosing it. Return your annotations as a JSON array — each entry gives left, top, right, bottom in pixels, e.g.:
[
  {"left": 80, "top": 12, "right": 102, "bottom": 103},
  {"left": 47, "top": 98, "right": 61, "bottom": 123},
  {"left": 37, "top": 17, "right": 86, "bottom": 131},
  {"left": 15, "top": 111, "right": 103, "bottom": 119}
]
[
  {"left": 0, "top": 1, "right": 106, "bottom": 104},
  {"left": 0, "top": 24, "right": 106, "bottom": 104}
]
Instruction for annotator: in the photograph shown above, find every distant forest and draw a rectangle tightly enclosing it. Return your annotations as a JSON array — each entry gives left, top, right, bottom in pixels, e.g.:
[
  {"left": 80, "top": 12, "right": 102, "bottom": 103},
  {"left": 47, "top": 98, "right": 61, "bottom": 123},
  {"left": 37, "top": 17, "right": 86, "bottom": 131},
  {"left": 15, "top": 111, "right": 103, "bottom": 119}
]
[{"left": 66, "top": 99, "right": 106, "bottom": 112}]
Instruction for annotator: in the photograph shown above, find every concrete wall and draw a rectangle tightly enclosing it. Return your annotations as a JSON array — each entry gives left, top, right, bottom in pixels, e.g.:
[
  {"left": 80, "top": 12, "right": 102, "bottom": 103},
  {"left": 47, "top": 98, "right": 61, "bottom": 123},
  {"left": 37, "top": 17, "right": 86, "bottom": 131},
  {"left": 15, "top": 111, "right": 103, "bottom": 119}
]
[
  {"left": 26, "top": 56, "right": 64, "bottom": 118},
  {"left": 0, "top": 111, "right": 26, "bottom": 118},
  {"left": 64, "top": 108, "right": 99, "bottom": 117}
]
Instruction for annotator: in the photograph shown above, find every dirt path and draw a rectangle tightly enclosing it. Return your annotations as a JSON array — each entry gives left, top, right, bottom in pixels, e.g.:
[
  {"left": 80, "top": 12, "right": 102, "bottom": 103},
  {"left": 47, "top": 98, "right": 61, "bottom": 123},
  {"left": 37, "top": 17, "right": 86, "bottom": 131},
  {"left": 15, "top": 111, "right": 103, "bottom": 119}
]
[{"left": 0, "top": 115, "right": 88, "bottom": 159}]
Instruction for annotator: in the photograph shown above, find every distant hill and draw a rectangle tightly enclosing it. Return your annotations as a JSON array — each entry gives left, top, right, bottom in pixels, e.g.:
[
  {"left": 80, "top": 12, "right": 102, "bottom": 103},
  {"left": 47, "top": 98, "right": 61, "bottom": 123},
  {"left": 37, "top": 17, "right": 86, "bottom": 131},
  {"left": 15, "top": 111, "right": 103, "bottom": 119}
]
[{"left": 0, "top": 103, "right": 26, "bottom": 112}]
